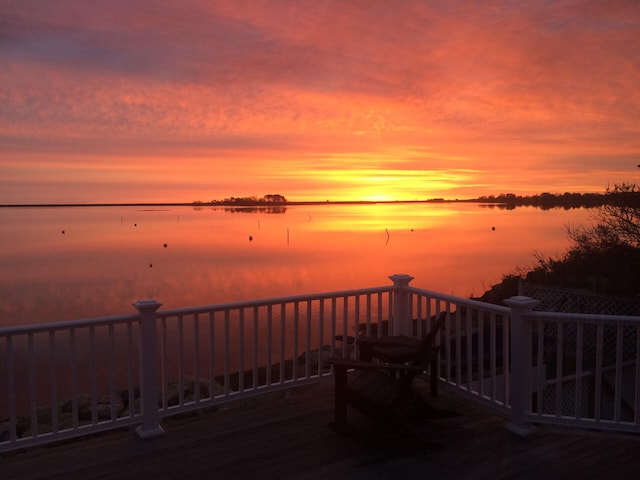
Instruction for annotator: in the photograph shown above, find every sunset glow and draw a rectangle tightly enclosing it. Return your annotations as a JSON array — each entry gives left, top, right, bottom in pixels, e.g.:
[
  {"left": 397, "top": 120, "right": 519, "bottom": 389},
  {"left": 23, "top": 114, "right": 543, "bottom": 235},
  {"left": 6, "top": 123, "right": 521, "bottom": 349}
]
[{"left": 1, "top": 1, "right": 639, "bottom": 204}]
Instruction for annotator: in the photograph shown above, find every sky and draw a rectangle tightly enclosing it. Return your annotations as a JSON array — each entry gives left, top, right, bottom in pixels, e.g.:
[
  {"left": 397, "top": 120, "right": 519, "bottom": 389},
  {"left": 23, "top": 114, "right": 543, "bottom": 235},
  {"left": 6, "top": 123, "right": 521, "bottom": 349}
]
[{"left": 1, "top": 0, "right": 640, "bottom": 204}]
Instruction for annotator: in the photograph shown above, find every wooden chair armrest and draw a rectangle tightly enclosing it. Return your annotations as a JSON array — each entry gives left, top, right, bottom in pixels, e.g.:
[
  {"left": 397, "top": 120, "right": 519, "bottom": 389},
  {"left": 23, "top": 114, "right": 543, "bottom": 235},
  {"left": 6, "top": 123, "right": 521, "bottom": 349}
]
[
  {"left": 327, "top": 357, "right": 425, "bottom": 373},
  {"left": 357, "top": 336, "right": 421, "bottom": 348}
]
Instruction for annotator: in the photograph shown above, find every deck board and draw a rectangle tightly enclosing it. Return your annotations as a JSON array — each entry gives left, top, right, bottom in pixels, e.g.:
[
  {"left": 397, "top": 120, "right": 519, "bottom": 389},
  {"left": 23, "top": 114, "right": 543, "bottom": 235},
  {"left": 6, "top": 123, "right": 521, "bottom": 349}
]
[{"left": 3, "top": 378, "right": 640, "bottom": 479}]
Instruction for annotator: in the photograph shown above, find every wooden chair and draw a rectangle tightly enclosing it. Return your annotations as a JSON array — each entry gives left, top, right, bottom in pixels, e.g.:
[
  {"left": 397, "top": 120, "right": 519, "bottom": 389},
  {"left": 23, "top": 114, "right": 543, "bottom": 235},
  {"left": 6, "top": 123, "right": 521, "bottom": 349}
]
[{"left": 328, "top": 313, "right": 447, "bottom": 437}]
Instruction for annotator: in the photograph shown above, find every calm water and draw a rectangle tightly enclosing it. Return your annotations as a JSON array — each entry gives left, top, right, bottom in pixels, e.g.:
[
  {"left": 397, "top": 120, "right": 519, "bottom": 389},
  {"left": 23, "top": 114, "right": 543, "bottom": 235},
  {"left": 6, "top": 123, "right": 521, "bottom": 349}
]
[{"left": 0, "top": 203, "right": 592, "bottom": 327}]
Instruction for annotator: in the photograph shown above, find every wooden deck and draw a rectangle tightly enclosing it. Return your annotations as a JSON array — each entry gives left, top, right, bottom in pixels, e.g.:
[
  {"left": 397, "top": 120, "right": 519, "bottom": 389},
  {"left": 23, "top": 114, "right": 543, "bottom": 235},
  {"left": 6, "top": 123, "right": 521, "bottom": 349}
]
[{"left": 3, "top": 378, "right": 640, "bottom": 479}]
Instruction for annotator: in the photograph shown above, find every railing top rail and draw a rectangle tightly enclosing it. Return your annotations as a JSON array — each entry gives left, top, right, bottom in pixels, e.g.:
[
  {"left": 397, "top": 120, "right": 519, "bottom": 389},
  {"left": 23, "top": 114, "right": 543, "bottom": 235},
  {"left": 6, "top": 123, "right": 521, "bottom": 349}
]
[
  {"left": 526, "top": 310, "right": 640, "bottom": 324},
  {"left": 157, "top": 285, "right": 394, "bottom": 317},
  {"left": 0, "top": 312, "right": 141, "bottom": 336},
  {"left": 407, "top": 286, "right": 511, "bottom": 314}
]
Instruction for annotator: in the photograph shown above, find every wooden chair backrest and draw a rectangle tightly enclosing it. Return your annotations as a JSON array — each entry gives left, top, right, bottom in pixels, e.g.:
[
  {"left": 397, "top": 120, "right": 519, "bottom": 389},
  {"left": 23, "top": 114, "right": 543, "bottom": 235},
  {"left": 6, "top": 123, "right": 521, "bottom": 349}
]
[{"left": 394, "top": 311, "right": 447, "bottom": 401}]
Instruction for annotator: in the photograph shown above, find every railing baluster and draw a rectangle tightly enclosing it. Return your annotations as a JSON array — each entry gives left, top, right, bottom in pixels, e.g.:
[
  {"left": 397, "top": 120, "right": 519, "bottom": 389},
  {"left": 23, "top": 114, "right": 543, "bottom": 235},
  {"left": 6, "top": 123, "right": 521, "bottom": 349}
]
[
  {"left": 503, "top": 315, "right": 510, "bottom": 408},
  {"left": 478, "top": 311, "right": 485, "bottom": 399},
  {"left": 575, "top": 322, "right": 584, "bottom": 419},
  {"left": 6, "top": 335, "right": 16, "bottom": 442},
  {"left": 252, "top": 306, "right": 259, "bottom": 389},
  {"left": 416, "top": 295, "right": 423, "bottom": 337},
  {"left": 127, "top": 320, "right": 135, "bottom": 417},
  {"left": 161, "top": 316, "right": 169, "bottom": 409},
  {"left": 178, "top": 315, "right": 185, "bottom": 404},
  {"left": 91, "top": 326, "right": 99, "bottom": 425},
  {"left": 109, "top": 324, "right": 116, "bottom": 420},
  {"left": 331, "top": 297, "right": 337, "bottom": 356},
  {"left": 28, "top": 334, "right": 37, "bottom": 437},
  {"left": 443, "top": 302, "right": 451, "bottom": 385},
  {"left": 465, "top": 308, "right": 473, "bottom": 390},
  {"left": 555, "top": 321, "right": 564, "bottom": 417},
  {"left": 194, "top": 313, "right": 200, "bottom": 401},
  {"left": 238, "top": 309, "right": 245, "bottom": 392},
  {"left": 342, "top": 297, "right": 348, "bottom": 358},
  {"left": 594, "top": 323, "right": 604, "bottom": 422},
  {"left": 70, "top": 328, "right": 78, "bottom": 428},
  {"left": 455, "top": 306, "right": 462, "bottom": 387},
  {"left": 614, "top": 324, "right": 624, "bottom": 423},
  {"left": 89, "top": 326, "right": 97, "bottom": 424},
  {"left": 279, "top": 304, "right": 285, "bottom": 382},
  {"left": 377, "top": 293, "right": 383, "bottom": 338},
  {"left": 535, "top": 317, "right": 544, "bottom": 415},
  {"left": 266, "top": 305, "right": 272, "bottom": 385},
  {"left": 224, "top": 310, "right": 230, "bottom": 395},
  {"left": 635, "top": 327, "right": 640, "bottom": 425},
  {"left": 388, "top": 293, "right": 393, "bottom": 336},
  {"left": 318, "top": 299, "right": 325, "bottom": 373},
  {"left": 49, "top": 331, "right": 58, "bottom": 433},
  {"left": 305, "top": 300, "right": 312, "bottom": 378},
  {"left": 354, "top": 295, "right": 360, "bottom": 340},
  {"left": 489, "top": 312, "right": 497, "bottom": 402},
  {"left": 208, "top": 312, "right": 215, "bottom": 398},
  {"left": 365, "top": 294, "right": 372, "bottom": 337},
  {"left": 293, "top": 302, "right": 299, "bottom": 381}
]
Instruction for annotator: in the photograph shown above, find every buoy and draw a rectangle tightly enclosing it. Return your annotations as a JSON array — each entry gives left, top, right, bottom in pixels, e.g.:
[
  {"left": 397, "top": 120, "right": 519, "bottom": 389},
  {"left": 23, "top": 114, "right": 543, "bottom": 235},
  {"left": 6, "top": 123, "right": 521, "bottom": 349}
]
[
  {"left": 249, "top": 235, "right": 253, "bottom": 242},
  {"left": 149, "top": 263, "right": 153, "bottom": 268},
  {"left": 163, "top": 243, "right": 167, "bottom": 248},
  {"left": 491, "top": 226, "right": 496, "bottom": 231},
  {"left": 61, "top": 230, "right": 65, "bottom": 234}
]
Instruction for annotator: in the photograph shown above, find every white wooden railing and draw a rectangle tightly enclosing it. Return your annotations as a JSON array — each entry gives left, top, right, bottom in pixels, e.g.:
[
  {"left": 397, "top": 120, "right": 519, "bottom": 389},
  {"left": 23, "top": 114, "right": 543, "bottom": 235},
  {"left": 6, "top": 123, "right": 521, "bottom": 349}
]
[
  {"left": 3, "top": 274, "right": 640, "bottom": 452},
  {"left": 521, "top": 310, "right": 640, "bottom": 434},
  {"left": 1, "top": 283, "right": 396, "bottom": 451}
]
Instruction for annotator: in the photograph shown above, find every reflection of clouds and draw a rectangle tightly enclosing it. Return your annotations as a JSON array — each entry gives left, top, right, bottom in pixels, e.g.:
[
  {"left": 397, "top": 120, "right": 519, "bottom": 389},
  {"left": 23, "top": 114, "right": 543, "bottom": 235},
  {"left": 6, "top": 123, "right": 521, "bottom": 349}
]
[{"left": 1, "top": 205, "right": 595, "bottom": 327}]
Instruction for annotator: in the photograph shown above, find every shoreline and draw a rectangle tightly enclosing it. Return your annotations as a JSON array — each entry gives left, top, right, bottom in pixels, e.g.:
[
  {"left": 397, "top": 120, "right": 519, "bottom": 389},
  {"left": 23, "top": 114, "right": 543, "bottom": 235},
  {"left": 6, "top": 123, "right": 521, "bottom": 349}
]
[
  {"left": 0, "top": 199, "right": 462, "bottom": 208},
  {"left": 0, "top": 191, "right": 614, "bottom": 209}
]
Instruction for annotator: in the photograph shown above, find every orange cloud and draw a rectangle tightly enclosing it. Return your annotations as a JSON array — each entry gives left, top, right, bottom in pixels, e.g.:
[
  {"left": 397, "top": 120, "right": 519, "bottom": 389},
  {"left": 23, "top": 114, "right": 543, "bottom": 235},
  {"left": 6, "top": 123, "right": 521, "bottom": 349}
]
[{"left": 1, "top": 1, "right": 639, "bottom": 203}]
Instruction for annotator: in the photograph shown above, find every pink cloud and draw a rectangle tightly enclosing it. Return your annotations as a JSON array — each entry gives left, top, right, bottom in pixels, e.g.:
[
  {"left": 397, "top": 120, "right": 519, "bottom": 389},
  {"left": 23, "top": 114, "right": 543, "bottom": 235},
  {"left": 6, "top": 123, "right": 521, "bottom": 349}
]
[{"left": 1, "top": 1, "right": 639, "bottom": 203}]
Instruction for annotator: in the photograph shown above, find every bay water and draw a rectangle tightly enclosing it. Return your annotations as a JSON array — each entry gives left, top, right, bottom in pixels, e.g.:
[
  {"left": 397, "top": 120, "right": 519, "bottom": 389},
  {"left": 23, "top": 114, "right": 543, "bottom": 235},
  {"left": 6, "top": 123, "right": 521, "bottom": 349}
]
[{"left": 0, "top": 203, "right": 592, "bottom": 327}]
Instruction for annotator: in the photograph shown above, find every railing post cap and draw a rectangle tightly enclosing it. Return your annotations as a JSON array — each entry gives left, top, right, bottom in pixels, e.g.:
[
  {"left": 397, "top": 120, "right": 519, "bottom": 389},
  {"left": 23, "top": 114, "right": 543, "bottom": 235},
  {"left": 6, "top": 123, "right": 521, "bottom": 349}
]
[
  {"left": 133, "top": 299, "right": 162, "bottom": 310},
  {"left": 504, "top": 295, "right": 539, "bottom": 308},
  {"left": 389, "top": 273, "right": 414, "bottom": 285}
]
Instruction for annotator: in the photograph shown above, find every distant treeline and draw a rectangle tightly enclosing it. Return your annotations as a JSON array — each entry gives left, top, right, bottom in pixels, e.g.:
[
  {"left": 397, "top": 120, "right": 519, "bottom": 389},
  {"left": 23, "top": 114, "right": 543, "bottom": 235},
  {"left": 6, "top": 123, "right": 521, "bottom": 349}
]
[
  {"left": 189, "top": 191, "right": 640, "bottom": 210},
  {"left": 468, "top": 191, "right": 639, "bottom": 210},
  {"left": 194, "top": 194, "right": 287, "bottom": 206}
]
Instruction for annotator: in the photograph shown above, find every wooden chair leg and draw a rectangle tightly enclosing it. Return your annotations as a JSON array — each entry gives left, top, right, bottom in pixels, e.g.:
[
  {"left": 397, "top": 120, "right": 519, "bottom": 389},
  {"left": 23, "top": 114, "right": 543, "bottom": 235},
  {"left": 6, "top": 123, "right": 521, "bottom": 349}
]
[
  {"left": 430, "top": 355, "right": 438, "bottom": 397},
  {"left": 331, "top": 366, "right": 349, "bottom": 434}
]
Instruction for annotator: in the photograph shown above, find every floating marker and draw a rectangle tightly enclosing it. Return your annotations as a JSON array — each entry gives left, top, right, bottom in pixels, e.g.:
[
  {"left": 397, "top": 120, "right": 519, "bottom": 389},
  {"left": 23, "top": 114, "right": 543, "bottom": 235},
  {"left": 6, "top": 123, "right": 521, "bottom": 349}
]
[
  {"left": 249, "top": 235, "right": 253, "bottom": 242},
  {"left": 163, "top": 243, "right": 168, "bottom": 248}
]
